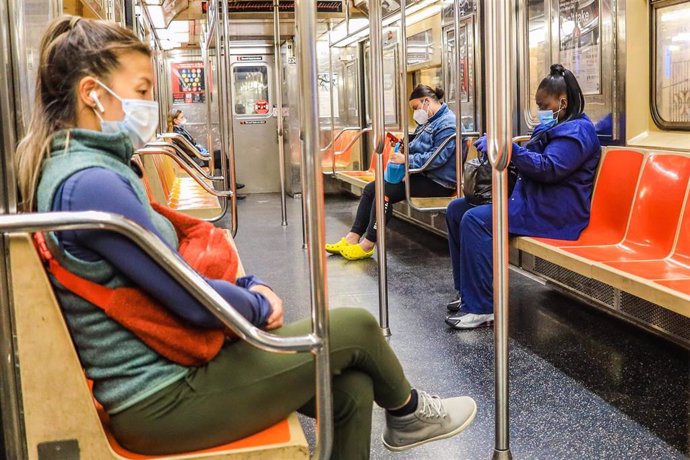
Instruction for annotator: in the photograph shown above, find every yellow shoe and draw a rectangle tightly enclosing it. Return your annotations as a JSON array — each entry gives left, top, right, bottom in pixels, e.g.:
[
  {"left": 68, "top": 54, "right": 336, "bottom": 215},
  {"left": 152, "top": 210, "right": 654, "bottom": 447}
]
[
  {"left": 340, "top": 243, "right": 375, "bottom": 261},
  {"left": 325, "top": 237, "right": 353, "bottom": 254}
]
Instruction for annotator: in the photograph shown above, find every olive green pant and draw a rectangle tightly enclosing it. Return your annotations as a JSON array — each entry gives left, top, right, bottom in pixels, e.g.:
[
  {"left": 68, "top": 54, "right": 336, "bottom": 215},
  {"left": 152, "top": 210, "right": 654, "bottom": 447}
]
[{"left": 110, "top": 308, "right": 412, "bottom": 459}]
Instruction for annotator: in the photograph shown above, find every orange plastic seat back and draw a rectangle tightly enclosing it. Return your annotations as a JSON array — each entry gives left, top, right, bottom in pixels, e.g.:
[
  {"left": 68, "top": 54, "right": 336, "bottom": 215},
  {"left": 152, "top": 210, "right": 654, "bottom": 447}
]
[
  {"left": 565, "top": 149, "right": 644, "bottom": 245},
  {"left": 367, "top": 140, "right": 392, "bottom": 173},
  {"left": 672, "top": 191, "right": 690, "bottom": 259},
  {"left": 623, "top": 154, "right": 690, "bottom": 252},
  {"left": 334, "top": 130, "right": 356, "bottom": 168}
]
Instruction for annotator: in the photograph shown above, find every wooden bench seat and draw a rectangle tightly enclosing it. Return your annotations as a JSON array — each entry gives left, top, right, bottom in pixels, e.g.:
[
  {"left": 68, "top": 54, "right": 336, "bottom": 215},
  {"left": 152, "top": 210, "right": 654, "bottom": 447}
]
[
  {"left": 336, "top": 137, "right": 393, "bottom": 188},
  {"left": 8, "top": 233, "right": 308, "bottom": 459},
  {"left": 137, "top": 153, "right": 222, "bottom": 219}
]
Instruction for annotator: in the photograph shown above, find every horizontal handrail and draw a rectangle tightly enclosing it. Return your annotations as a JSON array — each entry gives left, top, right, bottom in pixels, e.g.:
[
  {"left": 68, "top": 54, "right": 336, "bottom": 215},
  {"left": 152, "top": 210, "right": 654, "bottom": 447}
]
[
  {"left": 408, "top": 133, "right": 457, "bottom": 174},
  {"left": 146, "top": 141, "right": 222, "bottom": 181},
  {"left": 333, "top": 127, "right": 371, "bottom": 157},
  {"left": 136, "top": 147, "right": 233, "bottom": 198},
  {"left": 319, "top": 127, "right": 363, "bottom": 154},
  {"left": 0, "top": 212, "right": 320, "bottom": 353},
  {"left": 512, "top": 135, "right": 531, "bottom": 144},
  {"left": 159, "top": 132, "right": 211, "bottom": 161}
]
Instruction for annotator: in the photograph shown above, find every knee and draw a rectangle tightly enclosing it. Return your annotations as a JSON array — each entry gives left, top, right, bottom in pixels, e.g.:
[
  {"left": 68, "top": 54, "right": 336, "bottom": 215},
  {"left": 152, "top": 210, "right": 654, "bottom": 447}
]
[
  {"left": 330, "top": 308, "right": 381, "bottom": 343},
  {"left": 446, "top": 198, "right": 467, "bottom": 227},
  {"left": 363, "top": 181, "right": 375, "bottom": 197},
  {"left": 461, "top": 205, "right": 493, "bottom": 234}
]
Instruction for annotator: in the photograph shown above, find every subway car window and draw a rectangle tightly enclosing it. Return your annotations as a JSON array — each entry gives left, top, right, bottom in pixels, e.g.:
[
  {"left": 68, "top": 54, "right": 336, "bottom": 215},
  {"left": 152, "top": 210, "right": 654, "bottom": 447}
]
[
  {"left": 232, "top": 65, "right": 271, "bottom": 116},
  {"left": 653, "top": 0, "right": 690, "bottom": 129}
]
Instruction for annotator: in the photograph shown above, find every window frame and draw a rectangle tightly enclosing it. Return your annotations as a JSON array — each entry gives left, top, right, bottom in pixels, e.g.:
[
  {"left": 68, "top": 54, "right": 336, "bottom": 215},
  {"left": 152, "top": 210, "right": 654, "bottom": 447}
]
[{"left": 650, "top": 0, "right": 690, "bottom": 131}]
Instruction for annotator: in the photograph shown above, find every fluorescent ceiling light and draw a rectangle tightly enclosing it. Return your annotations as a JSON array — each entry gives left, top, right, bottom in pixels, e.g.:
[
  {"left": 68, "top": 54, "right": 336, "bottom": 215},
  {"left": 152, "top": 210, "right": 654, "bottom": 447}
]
[{"left": 672, "top": 32, "right": 690, "bottom": 42}]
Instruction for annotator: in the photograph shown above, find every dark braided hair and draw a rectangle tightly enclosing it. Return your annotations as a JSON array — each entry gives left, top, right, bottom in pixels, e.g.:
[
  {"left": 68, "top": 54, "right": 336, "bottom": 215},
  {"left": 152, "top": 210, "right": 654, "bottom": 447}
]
[{"left": 536, "top": 64, "right": 585, "bottom": 121}]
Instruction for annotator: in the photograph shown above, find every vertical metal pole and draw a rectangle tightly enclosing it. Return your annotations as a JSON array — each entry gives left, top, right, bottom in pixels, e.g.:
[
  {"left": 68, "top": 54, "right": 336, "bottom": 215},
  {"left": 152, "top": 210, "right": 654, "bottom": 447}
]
[
  {"left": 202, "top": 30, "right": 215, "bottom": 171},
  {"left": 400, "top": 0, "right": 413, "bottom": 205},
  {"left": 273, "top": 0, "right": 288, "bottom": 226},
  {"left": 294, "top": 1, "right": 333, "bottom": 459},
  {"left": 220, "top": 0, "right": 238, "bottom": 236},
  {"left": 485, "top": 0, "right": 513, "bottom": 459},
  {"left": 0, "top": 1, "right": 25, "bottom": 456},
  {"left": 369, "top": 0, "right": 390, "bottom": 335},
  {"left": 454, "top": 0, "right": 464, "bottom": 197}
]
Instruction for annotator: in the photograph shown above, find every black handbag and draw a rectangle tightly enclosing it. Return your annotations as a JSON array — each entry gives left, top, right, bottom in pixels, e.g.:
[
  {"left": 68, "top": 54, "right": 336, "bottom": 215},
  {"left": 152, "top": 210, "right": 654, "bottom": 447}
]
[{"left": 463, "top": 153, "right": 518, "bottom": 206}]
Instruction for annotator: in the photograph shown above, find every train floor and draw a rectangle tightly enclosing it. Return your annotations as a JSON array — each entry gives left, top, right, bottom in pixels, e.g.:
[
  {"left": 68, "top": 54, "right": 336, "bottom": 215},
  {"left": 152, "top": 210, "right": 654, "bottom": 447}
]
[{"left": 232, "top": 192, "right": 689, "bottom": 460}]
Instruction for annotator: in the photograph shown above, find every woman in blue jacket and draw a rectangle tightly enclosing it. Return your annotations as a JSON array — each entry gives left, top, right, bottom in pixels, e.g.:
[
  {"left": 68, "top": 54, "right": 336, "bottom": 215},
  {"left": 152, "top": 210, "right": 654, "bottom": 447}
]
[
  {"left": 327, "top": 85, "right": 461, "bottom": 260},
  {"left": 445, "top": 64, "right": 601, "bottom": 329}
]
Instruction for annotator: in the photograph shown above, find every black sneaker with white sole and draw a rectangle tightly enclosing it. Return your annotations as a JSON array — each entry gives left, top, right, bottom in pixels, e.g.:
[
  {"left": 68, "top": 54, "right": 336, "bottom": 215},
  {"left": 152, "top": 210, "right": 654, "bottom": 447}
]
[
  {"left": 445, "top": 312, "right": 494, "bottom": 329},
  {"left": 446, "top": 295, "right": 462, "bottom": 313}
]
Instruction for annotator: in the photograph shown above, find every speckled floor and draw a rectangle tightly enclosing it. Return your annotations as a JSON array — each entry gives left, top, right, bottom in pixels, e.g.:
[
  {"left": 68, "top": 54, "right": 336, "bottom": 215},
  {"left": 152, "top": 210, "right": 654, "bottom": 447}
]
[{"left": 232, "top": 192, "right": 689, "bottom": 460}]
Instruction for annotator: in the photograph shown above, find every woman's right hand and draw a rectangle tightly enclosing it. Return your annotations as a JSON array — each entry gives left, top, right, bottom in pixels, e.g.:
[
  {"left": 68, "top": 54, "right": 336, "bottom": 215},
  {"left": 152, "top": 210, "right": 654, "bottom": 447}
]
[{"left": 250, "top": 284, "right": 284, "bottom": 330}]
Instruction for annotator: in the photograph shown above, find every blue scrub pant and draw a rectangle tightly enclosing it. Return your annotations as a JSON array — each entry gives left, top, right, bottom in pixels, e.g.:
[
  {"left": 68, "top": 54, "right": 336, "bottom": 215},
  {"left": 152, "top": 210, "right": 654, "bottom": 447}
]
[{"left": 445, "top": 198, "right": 494, "bottom": 315}]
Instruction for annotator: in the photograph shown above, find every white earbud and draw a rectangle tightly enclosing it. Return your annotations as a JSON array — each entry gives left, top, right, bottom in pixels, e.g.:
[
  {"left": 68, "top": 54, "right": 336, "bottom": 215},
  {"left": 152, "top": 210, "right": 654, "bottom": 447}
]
[{"left": 89, "top": 90, "right": 105, "bottom": 113}]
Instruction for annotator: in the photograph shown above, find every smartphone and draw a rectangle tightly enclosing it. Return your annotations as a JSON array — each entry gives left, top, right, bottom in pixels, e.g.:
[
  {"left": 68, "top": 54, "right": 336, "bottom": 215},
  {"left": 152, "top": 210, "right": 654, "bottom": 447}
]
[{"left": 386, "top": 132, "right": 401, "bottom": 145}]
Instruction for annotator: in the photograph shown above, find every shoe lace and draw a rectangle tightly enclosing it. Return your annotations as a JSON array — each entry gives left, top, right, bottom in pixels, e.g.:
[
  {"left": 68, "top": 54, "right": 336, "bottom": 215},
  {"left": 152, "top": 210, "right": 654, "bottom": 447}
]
[{"left": 417, "top": 391, "right": 446, "bottom": 419}]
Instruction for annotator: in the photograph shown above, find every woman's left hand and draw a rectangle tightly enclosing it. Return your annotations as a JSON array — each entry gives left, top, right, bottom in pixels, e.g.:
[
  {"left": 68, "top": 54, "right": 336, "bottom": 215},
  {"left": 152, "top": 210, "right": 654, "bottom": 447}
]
[
  {"left": 250, "top": 284, "right": 284, "bottom": 330},
  {"left": 389, "top": 152, "right": 406, "bottom": 164}
]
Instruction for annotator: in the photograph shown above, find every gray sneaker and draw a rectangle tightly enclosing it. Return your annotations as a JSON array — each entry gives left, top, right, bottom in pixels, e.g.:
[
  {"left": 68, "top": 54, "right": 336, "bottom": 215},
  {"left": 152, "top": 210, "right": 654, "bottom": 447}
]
[{"left": 382, "top": 391, "right": 477, "bottom": 452}]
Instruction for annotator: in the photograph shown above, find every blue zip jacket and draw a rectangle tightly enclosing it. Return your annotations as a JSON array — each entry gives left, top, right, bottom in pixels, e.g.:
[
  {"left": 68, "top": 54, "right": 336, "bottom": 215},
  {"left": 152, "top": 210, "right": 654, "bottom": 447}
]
[
  {"left": 408, "top": 103, "right": 461, "bottom": 189},
  {"left": 508, "top": 113, "right": 601, "bottom": 239}
]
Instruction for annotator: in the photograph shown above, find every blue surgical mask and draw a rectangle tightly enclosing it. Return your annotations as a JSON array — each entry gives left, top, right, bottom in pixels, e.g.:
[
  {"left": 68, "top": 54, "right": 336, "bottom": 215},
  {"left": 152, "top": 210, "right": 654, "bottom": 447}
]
[
  {"left": 92, "top": 80, "right": 159, "bottom": 150},
  {"left": 536, "top": 100, "right": 565, "bottom": 128}
]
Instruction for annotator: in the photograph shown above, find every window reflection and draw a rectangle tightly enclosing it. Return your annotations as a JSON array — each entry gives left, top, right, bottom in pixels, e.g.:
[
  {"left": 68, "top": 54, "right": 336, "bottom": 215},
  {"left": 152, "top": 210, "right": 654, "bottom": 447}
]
[
  {"left": 232, "top": 65, "right": 270, "bottom": 116},
  {"left": 655, "top": 1, "right": 690, "bottom": 127}
]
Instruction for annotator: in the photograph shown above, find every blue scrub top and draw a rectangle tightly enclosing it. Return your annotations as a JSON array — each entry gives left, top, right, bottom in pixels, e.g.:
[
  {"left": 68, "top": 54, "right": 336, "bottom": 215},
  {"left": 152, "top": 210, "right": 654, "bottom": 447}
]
[{"left": 508, "top": 113, "right": 601, "bottom": 240}]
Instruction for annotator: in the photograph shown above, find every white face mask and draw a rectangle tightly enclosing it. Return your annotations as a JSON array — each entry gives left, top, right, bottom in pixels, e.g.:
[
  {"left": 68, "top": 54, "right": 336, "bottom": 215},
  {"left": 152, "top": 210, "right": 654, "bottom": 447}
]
[
  {"left": 91, "top": 80, "right": 159, "bottom": 150},
  {"left": 413, "top": 99, "right": 430, "bottom": 125}
]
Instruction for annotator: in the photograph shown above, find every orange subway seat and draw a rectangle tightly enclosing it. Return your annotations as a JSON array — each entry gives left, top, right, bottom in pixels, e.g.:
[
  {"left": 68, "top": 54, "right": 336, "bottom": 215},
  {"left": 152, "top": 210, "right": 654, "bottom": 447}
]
[
  {"left": 536, "top": 149, "right": 645, "bottom": 248},
  {"left": 561, "top": 154, "right": 690, "bottom": 262}
]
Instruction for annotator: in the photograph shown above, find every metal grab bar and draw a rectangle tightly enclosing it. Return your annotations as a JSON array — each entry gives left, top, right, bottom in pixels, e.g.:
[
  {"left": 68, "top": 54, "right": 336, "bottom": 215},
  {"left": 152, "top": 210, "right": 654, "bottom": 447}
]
[
  {"left": 158, "top": 132, "right": 211, "bottom": 161},
  {"left": 453, "top": 0, "right": 464, "bottom": 198},
  {"left": 369, "top": 0, "right": 390, "bottom": 336},
  {"left": 485, "top": 0, "right": 513, "bottom": 458},
  {"left": 512, "top": 135, "right": 531, "bottom": 144},
  {"left": 329, "top": 127, "right": 371, "bottom": 175},
  {"left": 135, "top": 147, "right": 233, "bottom": 198},
  {"left": 146, "top": 141, "right": 223, "bottom": 181},
  {"left": 408, "top": 133, "right": 457, "bottom": 174},
  {"left": 0, "top": 212, "right": 319, "bottom": 353},
  {"left": 273, "top": 0, "right": 288, "bottom": 226},
  {"left": 319, "top": 126, "right": 363, "bottom": 153},
  {"left": 295, "top": 0, "right": 334, "bottom": 458}
]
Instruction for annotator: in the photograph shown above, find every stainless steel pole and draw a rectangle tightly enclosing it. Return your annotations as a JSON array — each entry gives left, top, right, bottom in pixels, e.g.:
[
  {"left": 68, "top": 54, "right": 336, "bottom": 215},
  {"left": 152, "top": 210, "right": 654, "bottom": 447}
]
[
  {"left": 485, "top": 0, "right": 513, "bottom": 458},
  {"left": 202, "top": 33, "right": 215, "bottom": 171},
  {"left": 369, "top": 0, "right": 390, "bottom": 336},
  {"left": 220, "top": 0, "right": 239, "bottom": 236},
  {"left": 454, "top": 0, "right": 464, "bottom": 197},
  {"left": 294, "top": 1, "right": 334, "bottom": 458},
  {"left": 400, "top": 0, "right": 413, "bottom": 206},
  {"left": 273, "top": 0, "right": 288, "bottom": 226}
]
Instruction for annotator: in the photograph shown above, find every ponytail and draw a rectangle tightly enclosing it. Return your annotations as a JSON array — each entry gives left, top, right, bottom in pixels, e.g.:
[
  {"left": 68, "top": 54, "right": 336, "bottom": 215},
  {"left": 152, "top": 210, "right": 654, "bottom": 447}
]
[{"left": 536, "top": 64, "right": 585, "bottom": 121}]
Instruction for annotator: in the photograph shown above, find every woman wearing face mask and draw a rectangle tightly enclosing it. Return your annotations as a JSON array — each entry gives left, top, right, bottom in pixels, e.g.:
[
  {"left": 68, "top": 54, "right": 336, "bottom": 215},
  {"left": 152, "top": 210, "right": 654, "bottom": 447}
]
[
  {"left": 443, "top": 64, "right": 601, "bottom": 329},
  {"left": 167, "top": 109, "right": 245, "bottom": 194},
  {"left": 326, "top": 85, "right": 462, "bottom": 260},
  {"left": 16, "top": 17, "right": 477, "bottom": 457}
]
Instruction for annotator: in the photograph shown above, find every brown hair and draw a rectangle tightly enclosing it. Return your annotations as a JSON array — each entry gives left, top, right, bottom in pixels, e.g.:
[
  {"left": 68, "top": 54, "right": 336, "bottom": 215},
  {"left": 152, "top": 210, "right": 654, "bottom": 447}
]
[
  {"left": 15, "top": 15, "right": 151, "bottom": 210},
  {"left": 167, "top": 109, "right": 183, "bottom": 132},
  {"left": 409, "top": 84, "right": 445, "bottom": 102}
]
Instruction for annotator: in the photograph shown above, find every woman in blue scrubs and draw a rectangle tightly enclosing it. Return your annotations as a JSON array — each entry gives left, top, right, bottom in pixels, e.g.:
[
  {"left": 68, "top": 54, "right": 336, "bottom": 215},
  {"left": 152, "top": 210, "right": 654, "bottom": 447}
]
[{"left": 445, "top": 64, "right": 601, "bottom": 329}]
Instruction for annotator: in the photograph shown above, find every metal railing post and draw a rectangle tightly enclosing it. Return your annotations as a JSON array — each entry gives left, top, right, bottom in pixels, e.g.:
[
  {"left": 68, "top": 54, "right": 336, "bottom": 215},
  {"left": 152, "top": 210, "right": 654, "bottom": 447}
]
[
  {"left": 219, "top": 0, "right": 238, "bottom": 236},
  {"left": 485, "top": 0, "right": 513, "bottom": 459},
  {"left": 454, "top": 0, "right": 464, "bottom": 197},
  {"left": 369, "top": 0, "right": 390, "bottom": 336},
  {"left": 273, "top": 0, "right": 288, "bottom": 226},
  {"left": 294, "top": 1, "right": 334, "bottom": 458},
  {"left": 400, "top": 0, "right": 413, "bottom": 207}
]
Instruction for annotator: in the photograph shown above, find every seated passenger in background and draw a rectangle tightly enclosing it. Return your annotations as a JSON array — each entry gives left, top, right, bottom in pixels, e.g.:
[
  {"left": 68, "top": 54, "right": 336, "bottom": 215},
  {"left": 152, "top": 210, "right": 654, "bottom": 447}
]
[
  {"left": 16, "top": 16, "right": 477, "bottom": 458},
  {"left": 168, "top": 108, "right": 245, "bottom": 195},
  {"left": 444, "top": 64, "right": 601, "bottom": 329},
  {"left": 326, "top": 85, "right": 464, "bottom": 260}
]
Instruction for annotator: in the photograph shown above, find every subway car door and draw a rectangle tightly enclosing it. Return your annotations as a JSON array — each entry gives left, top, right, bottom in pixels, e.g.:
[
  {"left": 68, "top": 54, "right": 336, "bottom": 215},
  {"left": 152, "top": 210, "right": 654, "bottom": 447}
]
[{"left": 230, "top": 54, "right": 280, "bottom": 193}]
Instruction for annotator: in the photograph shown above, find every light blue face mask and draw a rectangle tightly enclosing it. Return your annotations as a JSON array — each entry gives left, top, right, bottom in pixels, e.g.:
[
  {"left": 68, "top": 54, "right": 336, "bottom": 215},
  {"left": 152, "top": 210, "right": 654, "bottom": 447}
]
[
  {"left": 536, "top": 100, "right": 565, "bottom": 128},
  {"left": 91, "top": 80, "right": 159, "bottom": 150}
]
